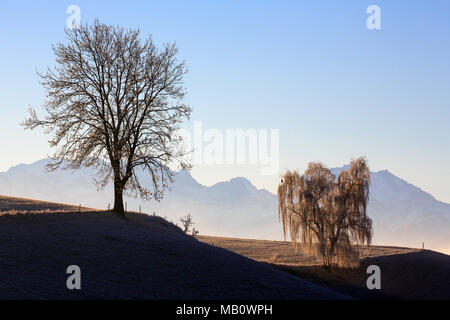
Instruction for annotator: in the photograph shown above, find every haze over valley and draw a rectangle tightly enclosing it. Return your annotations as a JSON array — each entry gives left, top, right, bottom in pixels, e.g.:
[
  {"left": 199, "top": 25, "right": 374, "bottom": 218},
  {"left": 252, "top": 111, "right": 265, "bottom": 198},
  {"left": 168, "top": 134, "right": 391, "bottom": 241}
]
[{"left": 1, "top": 159, "right": 449, "bottom": 255}]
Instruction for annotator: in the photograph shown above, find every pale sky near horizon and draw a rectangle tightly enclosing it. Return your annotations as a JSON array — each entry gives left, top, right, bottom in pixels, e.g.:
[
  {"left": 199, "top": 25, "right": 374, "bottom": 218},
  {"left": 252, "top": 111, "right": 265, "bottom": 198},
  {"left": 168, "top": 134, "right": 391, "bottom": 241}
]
[{"left": 0, "top": 1, "right": 449, "bottom": 202}]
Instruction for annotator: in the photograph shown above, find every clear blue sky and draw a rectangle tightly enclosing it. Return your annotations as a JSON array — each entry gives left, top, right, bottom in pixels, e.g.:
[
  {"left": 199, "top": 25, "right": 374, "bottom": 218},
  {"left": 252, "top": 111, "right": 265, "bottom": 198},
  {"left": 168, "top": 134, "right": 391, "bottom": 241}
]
[{"left": 0, "top": 0, "right": 449, "bottom": 202}]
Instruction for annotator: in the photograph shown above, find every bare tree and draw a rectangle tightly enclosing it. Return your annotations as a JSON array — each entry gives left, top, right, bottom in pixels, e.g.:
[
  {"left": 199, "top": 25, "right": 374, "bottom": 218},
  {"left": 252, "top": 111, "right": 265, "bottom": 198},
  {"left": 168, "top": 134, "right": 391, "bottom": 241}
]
[
  {"left": 180, "top": 213, "right": 195, "bottom": 234},
  {"left": 191, "top": 227, "right": 199, "bottom": 237},
  {"left": 22, "top": 22, "right": 192, "bottom": 217},
  {"left": 278, "top": 157, "right": 372, "bottom": 268}
]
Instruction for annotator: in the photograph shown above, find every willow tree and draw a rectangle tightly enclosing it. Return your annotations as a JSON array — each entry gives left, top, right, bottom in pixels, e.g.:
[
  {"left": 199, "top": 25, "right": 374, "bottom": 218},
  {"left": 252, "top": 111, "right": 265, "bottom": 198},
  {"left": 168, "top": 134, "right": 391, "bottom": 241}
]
[
  {"left": 22, "top": 22, "right": 192, "bottom": 216},
  {"left": 278, "top": 158, "right": 372, "bottom": 268}
]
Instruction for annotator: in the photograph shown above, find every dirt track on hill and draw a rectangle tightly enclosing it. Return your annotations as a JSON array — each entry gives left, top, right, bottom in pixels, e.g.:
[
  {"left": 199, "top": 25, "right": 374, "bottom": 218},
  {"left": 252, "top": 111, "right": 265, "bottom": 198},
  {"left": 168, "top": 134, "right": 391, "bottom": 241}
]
[{"left": 0, "top": 195, "right": 93, "bottom": 213}]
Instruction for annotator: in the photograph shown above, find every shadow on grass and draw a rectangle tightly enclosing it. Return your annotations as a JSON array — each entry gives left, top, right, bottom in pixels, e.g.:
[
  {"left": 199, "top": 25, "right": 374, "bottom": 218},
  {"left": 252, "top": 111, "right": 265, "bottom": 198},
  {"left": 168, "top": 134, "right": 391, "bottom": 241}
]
[{"left": 269, "top": 250, "right": 450, "bottom": 300}]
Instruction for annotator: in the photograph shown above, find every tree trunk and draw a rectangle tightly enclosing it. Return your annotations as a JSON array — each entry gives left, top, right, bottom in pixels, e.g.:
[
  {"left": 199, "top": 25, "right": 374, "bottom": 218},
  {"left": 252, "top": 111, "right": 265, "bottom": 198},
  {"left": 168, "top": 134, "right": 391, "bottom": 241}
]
[{"left": 113, "top": 181, "right": 125, "bottom": 216}]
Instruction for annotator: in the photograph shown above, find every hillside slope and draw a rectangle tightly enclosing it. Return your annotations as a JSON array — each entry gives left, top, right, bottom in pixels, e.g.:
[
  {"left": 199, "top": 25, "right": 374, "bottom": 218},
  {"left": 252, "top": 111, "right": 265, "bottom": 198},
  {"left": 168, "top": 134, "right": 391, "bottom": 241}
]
[
  {"left": 199, "top": 236, "right": 450, "bottom": 300},
  {"left": 0, "top": 197, "right": 346, "bottom": 300},
  {"left": 0, "top": 159, "right": 449, "bottom": 253}
]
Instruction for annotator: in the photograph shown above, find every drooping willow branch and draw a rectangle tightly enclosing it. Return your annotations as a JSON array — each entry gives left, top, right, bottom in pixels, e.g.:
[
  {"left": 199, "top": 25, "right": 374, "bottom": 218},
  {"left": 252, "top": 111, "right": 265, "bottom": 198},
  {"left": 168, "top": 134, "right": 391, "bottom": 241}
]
[{"left": 278, "top": 157, "right": 372, "bottom": 268}]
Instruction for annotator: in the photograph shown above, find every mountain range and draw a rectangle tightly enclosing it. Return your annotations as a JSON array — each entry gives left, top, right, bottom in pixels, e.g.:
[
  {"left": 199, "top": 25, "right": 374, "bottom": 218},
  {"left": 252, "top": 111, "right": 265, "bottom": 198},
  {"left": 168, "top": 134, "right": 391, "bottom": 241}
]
[{"left": 1, "top": 159, "right": 449, "bottom": 254}]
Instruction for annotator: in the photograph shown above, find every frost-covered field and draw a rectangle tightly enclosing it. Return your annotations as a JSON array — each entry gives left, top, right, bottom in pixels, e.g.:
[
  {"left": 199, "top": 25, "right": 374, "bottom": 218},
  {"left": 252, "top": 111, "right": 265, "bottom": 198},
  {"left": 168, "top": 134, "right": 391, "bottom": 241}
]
[
  {"left": 200, "top": 236, "right": 450, "bottom": 300},
  {"left": 0, "top": 196, "right": 346, "bottom": 300}
]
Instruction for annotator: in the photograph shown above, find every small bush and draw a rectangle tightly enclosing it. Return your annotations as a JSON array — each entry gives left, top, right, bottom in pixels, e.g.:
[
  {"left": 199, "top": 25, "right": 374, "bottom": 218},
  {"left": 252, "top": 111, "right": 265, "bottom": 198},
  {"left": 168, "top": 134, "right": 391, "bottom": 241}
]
[{"left": 180, "top": 213, "right": 199, "bottom": 237}]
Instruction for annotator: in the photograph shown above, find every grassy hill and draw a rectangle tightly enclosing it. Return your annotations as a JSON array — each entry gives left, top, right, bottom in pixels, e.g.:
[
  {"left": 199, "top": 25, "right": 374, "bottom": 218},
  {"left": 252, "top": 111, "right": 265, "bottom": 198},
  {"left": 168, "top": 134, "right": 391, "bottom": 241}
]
[
  {"left": 1, "top": 195, "right": 449, "bottom": 300},
  {"left": 0, "top": 195, "right": 346, "bottom": 300},
  {"left": 199, "top": 236, "right": 450, "bottom": 300}
]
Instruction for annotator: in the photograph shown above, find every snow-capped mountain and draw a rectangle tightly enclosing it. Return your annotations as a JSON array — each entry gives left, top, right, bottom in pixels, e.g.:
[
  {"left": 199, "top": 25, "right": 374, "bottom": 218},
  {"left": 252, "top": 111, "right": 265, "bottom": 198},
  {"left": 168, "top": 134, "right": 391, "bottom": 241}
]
[{"left": 0, "top": 159, "right": 449, "bottom": 254}]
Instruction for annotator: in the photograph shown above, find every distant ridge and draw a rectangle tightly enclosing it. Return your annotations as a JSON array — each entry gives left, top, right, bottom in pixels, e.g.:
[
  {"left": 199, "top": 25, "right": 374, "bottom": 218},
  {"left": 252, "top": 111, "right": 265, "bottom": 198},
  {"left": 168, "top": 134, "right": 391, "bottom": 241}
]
[{"left": 0, "top": 159, "right": 449, "bottom": 254}]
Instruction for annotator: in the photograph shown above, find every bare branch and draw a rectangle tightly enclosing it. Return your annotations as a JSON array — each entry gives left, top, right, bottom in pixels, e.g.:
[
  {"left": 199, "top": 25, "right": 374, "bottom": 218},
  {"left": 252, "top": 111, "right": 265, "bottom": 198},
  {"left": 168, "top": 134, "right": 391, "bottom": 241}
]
[{"left": 22, "top": 21, "right": 192, "bottom": 215}]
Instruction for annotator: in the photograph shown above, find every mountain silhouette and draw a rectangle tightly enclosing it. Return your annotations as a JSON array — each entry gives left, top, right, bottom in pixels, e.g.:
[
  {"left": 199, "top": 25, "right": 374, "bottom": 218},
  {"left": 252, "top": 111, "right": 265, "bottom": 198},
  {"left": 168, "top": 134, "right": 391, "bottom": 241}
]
[{"left": 1, "top": 159, "right": 449, "bottom": 254}]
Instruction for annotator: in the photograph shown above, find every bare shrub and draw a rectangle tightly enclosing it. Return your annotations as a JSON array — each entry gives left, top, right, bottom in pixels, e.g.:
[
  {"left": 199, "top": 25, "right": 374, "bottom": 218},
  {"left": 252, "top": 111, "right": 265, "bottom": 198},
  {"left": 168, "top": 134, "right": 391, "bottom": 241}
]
[
  {"left": 191, "top": 227, "right": 199, "bottom": 237},
  {"left": 180, "top": 213, "right": 198, "bottom": 236},
  {"left": 278, "top": 157, "right": 372, "bottom": 269}
]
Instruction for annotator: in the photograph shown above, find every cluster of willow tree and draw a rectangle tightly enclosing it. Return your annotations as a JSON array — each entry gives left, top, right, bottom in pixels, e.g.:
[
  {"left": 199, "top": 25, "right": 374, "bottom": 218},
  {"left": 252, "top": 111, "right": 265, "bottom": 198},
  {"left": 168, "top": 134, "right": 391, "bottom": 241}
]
[{"left": 278, "top": 157, "right": 373, "bottom": 268}]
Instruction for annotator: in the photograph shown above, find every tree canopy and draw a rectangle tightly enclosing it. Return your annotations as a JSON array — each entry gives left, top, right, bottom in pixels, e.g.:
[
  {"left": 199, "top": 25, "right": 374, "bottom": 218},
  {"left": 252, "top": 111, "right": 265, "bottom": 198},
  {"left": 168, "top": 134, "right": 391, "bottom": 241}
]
[
  {"left": 278, "top": 157, "right": 372, "bottom": 268},
  {"left": 23, "top": 22, "right": 192, "bottom": 215}
]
